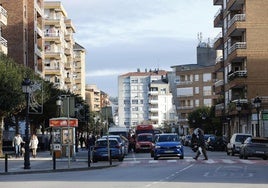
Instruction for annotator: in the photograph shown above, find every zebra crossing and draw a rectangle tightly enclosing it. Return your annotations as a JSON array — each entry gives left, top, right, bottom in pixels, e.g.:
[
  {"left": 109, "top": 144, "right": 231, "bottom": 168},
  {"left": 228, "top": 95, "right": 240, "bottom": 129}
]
[{"left": 119, "top": 157, "right": 268, "bottom": 166}]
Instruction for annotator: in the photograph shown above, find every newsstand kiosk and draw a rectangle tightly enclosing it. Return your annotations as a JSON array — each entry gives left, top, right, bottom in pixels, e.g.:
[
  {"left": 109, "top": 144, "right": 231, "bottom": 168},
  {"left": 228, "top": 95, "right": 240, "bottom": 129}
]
[{"left": 49, "top": 117, "right": 78, "bottom": 158}]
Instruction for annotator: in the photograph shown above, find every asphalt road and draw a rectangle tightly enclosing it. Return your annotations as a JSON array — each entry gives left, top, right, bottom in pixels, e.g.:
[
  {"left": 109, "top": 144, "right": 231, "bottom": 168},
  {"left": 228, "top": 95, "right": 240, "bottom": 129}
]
[{"left": 0, "top": 147, "right": 267, "bottom": 188}]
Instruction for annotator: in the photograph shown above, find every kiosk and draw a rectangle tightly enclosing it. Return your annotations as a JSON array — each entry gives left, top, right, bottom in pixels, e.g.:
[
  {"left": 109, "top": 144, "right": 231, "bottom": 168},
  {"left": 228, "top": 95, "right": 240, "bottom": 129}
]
[{"left": 49, "top": 117, "right": 78, "bottom": 158}]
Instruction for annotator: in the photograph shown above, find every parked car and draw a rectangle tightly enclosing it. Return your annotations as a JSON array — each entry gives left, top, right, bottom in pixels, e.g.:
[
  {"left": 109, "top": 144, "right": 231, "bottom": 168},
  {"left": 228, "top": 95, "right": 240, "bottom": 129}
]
[
  {"left": 135, "top": 133, "right": 154, "bottom": 153},
  {"left": 102, "top": 135, "right": 128, "bottom": 155},
  {"left": 226, "top": 133, "right": 252, "bottom": 156},
  {"left": 205, "top": 135, "right": 228, "bottom": 151},
  {"left": 153, "top": 133, "right": 184, "bottom": 160},
  {"left": 92, "top": 138, "right": 124, "bottom": 162},
  {"left": 239, "top": 137, "right": 268, "bottom": 160},
  {"left": 182, "top": 135, "right": 192, "bottom": 146}
]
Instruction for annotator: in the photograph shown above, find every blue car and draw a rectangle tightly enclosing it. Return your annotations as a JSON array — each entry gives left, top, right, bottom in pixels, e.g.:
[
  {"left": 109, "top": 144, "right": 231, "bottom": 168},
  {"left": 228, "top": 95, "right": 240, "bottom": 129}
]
[
  {"left": 153, "top": 133, "right": 184, "bottom": 160},
  {"left": 92, "top": 138, "right": 124, "bottom": 162}
]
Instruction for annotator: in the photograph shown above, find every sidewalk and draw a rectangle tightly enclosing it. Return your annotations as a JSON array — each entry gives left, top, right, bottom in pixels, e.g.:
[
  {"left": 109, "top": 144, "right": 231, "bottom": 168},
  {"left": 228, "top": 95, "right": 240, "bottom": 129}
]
[{"left": 0, "top": 149, "right": 119, "bottom": 175}]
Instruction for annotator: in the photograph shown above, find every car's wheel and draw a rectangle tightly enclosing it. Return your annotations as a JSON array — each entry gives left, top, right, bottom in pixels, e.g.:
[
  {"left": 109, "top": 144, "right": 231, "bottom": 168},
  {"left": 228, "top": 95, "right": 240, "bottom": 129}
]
[
  {"left": 180, "top": 155, "right": 184, "bottom": 159},
  {"left": 93, "top": 158, "right": 98, "bottom": 163},
  {"left": 154, "top": 156, "right": 158, "bottom": 160},
  {"left": 231, "top": 148, "right": 235, "bottom": 156},
  {"left": 263, "top": 156, "right": 267, "bottom": 160},
  {"left": 227, "top": 150, "right": 230, "bottom": 155},
  {"left": 239, "top": 153, "right": 243, "bottom": 159},
  {"left": 243, "top": 154, "right": 248, "bottom": 159}
]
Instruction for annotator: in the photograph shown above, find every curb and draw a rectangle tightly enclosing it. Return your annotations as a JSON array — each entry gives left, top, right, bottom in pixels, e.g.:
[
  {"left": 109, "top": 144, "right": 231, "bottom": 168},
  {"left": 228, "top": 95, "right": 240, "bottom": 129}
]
[{"left": 0, "top": 164, "right": 119, "bottom": 175}]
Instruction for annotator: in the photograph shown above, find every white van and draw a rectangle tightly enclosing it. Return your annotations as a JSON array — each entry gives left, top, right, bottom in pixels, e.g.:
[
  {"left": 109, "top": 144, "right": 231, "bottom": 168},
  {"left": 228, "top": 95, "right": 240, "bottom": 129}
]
[{"left": 226, "top": 133, "right": 252, "bottom": 156}]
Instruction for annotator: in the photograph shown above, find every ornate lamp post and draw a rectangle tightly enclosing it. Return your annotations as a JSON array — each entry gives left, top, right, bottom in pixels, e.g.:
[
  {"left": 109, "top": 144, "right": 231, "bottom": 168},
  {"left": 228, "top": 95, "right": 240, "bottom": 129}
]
[
  {"left": 56, "top": 97, "right": 62, "bottom": 117},
  {"left": 253, "top": 96, "right": 262, "bottom": 137},
  {"left": 236, "top": 101, "right": 242, "bottom": 132},
  {"left": 21, "top": 78, "right": 31, "bottom": 169}
]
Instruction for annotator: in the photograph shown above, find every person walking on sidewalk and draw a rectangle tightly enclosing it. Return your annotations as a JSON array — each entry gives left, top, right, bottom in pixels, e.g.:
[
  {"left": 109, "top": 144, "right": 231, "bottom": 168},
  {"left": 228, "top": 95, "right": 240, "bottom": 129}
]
[
  {"left": 29, "top": 134, "right": 39, "bottom": 158},
  {"left": 12, "top": 134, "right": 25, "bottom": 158},
  {"left": 192, "top": 128, "right": 208, "bottom": 160}
]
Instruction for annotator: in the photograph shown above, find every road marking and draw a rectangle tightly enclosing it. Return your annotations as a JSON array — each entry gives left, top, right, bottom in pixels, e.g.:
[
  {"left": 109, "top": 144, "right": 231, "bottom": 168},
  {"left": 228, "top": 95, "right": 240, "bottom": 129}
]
[
  {"left": 239, "top": 159, "right": 255, "bottom": 164},
  {"left": 222, "top": 159, "right": 236, "bottom": 164}
]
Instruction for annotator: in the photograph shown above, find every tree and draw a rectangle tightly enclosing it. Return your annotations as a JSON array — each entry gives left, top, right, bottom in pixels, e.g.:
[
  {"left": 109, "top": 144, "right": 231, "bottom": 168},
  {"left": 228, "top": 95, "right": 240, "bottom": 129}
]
[{"left": 0, "top": 53, "right": 37, "bottom": 156}]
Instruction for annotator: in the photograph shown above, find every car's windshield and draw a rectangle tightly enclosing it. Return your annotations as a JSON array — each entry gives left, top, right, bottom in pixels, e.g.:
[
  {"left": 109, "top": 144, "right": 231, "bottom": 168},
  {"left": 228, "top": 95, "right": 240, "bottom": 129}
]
[
  {"left": 235, "top": 135, "right": 251, "bottom": 142},
  {"left": 157, "top": 135, "right": 179, "bottom": 142}
]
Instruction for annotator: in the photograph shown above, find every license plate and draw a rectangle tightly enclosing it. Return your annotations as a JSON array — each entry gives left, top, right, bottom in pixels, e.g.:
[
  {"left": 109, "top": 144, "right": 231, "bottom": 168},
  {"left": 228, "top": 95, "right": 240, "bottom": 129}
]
[
  {"left": 256, "top": 151, "right": 264, "bottom": 154},
  {"left": 164, "top": 150, "right": 173, "bottom": 153}
]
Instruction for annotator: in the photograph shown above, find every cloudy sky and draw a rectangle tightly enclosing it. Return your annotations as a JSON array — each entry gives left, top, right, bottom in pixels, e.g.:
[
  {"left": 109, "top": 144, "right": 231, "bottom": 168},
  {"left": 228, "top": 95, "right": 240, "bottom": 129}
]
[{"left": 47, "top": 0, "right": 221, "bottom": 97}]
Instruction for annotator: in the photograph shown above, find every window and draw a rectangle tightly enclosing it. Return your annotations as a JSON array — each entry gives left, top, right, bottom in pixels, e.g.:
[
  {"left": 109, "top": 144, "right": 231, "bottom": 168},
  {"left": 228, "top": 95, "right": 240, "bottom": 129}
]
[
  {"left": 203, "top": 73, "right": 211, "bottom": 82},
  {"left": 204, "top": 99, "right": 212, "bottom": 107},
  {"left": 195, "top": 100, "right": 199, "bottom": 107},
  {"left": 177, "top": 87, "right": 193, "bottom": 96},
  {"left": 203, "top": 86, "right": 212, "bottom": 96},
  {"left": 195, "top": 87, "right": 199, "bottom": 94},
  {"left": 132, "top": 99, "right": 138, "bottom": 104},
  {"left": 194, "top": 74, "right": 199, "bottom": 82}
]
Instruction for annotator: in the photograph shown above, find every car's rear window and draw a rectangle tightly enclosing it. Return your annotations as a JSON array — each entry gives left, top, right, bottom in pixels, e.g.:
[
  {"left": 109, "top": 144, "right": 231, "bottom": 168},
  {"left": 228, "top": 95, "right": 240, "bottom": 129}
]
[
  {"left": 137, "top": 135, "right": 153, "bottom": 142},
  {"left": 235, "top": 135, "right": 251, "bottom": 142},
  {"left": 96, "top": 140, "right": 118, "bottom": 147},
  {"left": 252, "top": 139, "right": 268, "bottom": 144}
]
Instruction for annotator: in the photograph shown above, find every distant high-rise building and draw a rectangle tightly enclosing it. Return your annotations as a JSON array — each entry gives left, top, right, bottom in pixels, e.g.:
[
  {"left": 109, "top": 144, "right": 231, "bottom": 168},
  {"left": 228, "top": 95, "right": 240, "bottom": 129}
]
[{"left": 118, "top": 69, "right": 177, "bottom": 129}]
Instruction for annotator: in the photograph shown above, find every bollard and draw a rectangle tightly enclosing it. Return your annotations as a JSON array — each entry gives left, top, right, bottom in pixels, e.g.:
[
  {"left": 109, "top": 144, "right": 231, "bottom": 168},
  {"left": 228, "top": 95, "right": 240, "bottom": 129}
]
[
  {"left": 109, "top": 149, "right": 112, "bottom": 166},
  {"left": 88, "top": 149, "right": 91, "bottom": 167},
  {"left": 5, "top": 153, "right": 8, "bottom": 173},
  {"left": 53, "top": 151, "right": 56, "bottom": 170}
]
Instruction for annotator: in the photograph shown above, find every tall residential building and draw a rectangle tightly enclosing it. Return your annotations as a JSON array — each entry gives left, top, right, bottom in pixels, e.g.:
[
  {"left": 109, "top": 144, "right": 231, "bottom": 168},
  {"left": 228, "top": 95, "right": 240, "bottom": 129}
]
[
  {"left": 0, "top": 5, "right": 7, "bottom": 55},
  {"left": 1, "top": 1, "right": 86, "bottom": 99},
  {"left": 1, "top": 0, "right": 44, "bottom": 75},
  {"left": 85, "top": 84, "right": 101, "bottom": 112},
  {"left": 118, "top": 69, "right": 177, "bottom": 129},
  {"left": 73, "top": 42, "right": 86, "bottom": 99},
  {"left": 171, "top": 42, "right": 218, "bottom": 135},
  {"left": 213, "top": 0, "right": 268, "bottom": 138}
]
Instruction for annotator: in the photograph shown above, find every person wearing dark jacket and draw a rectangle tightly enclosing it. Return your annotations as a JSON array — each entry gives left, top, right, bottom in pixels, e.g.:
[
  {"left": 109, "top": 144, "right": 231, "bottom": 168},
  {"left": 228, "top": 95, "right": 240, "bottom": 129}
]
[{"left": 192, "top": 128, "right": 208, "bottom": 160}]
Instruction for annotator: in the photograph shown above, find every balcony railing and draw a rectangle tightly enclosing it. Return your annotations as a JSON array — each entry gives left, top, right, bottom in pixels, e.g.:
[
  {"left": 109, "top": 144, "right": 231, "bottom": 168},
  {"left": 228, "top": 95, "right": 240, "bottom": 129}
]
[
  {"left": 228, "top": 42, "right": 246, "bottom": 54},
  {"left": 228, "top": 14, "right": 246, "bottom": 28},
  {"left": 228, "top": 70, "right": 247, "bottom": 81},
  {"left": 0, "top": 37, "right": 7, "bottom": 47}
]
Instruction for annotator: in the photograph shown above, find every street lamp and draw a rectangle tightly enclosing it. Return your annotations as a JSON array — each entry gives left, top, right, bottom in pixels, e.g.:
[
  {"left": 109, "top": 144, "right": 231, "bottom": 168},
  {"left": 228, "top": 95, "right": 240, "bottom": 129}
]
[
  {"left": 236, "top": 101, "right": 242, "bottom": 132},
  {"left": 56, "top": 97, "right": 62, "bottom": 117},
  {"left": 21, "top": 78, "right": 31, "bottom": 169},
  {"left": 253, "top": 96, "right": 262, "bottom": 137}
]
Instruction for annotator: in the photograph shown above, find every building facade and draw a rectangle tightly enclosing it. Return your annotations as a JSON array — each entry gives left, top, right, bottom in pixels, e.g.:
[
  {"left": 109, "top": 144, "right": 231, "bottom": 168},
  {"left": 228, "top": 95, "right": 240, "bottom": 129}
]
[
  {"left": 118, "top": 69, "right": 177, "bottom": 129},
  {"left": 0, "top": 0, "right": 86, "bottom": 99},
  {"left": 0, "top": 4, "right": 7, "bottom": 55},
  {"left": 171, "top": 42, "right": 218, "bottom": 135},
  {"left": 213, "top": 0, "right": 268, "bottom": 138}
]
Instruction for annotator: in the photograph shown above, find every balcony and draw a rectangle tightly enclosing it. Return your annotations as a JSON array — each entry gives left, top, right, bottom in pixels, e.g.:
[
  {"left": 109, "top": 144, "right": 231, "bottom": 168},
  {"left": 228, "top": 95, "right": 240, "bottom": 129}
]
[
  {"left": 148, "top": 90, "right": 158, "bottom": 95},
  {"left": 228, "top": 70, "right": 247, "bottom": 81},
  {"left": 176, "top": 80, "right": 193, "bottom": 86},
  {"left": 149, "top": 115, "right": 158, "bottom": 120},
  {"left": 44, "top": 31, "right": 62, "bottom": 44},
  {"left": 227, "top": 42, "right": 247, "bottom": 62},
  {"left": 227, "top": 0, "right": 245, "bottom": 11},
  {"left": 44, "top": 50, "right": 62, "bottom": 60},
  {"left": 214, "top": 8, "right": 223, "bottom": 28},
  {"left": 149, "top": 107, "right": 158, "bottom": 112},
  {"left": 227, "top": 14, "right": 246, "bottom": 37},
  {"left": 214, "top": 56, "right": 223, "bottom": 71},
  {"left": 149, "top": 99, "right": 158, "bottom": 104},
  {"left": 214, "top": 79, "right": 224, "bottom": 94},
  {"left": 213, "top": 32, "right": 223, "bottom": 50},
  {"left": 44, "top": 67, "right": 61, "bottom": 75},
  {"left": 0, "top": 6, "right": 7, "bottom": 25},
  {"left": 213, "top": 0, "right": 223, "bottom": 5},
  {"left": 0, "top": 37, "right": 8, "bottom": 55}
]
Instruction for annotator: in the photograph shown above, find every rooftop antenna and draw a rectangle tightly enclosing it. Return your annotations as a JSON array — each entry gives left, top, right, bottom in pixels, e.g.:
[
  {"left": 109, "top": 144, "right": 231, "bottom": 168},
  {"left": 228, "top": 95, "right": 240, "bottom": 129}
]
[{"left": 197, "top": 32, "right": 203, "bottom": 45}]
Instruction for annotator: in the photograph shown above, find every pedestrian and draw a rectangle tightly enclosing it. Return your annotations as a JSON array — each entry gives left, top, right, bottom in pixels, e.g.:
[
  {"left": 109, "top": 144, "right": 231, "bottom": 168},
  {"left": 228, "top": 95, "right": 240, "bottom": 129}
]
[
  {"left": 29, "top": 134, "right": 39, "bottom": 158},
  {"left": 12, "top": 134, "right": 24, "bottom": 158},
  {"left": 192, "top": 128, "right": 208, "bottom": 160}
]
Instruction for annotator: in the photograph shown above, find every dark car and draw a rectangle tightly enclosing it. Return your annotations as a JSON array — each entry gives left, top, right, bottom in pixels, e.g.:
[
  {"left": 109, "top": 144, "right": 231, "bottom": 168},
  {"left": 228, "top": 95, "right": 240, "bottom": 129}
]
[
  {"left": 239, "top": 137, "right": 268, "bottom": 160},
  {"left": 92, "top": 138, "right": 124, "bottom": 162},
  {"left": 206, "top": 136, "right": 227, "bottom": 151},
  {"left": 153, "top": 133, "right": 184, "bottom": 160}
]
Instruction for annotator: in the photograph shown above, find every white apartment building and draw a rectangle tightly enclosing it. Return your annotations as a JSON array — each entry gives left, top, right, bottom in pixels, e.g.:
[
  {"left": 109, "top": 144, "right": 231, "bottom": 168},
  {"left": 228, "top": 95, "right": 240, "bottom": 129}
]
[
  {"left": 118, "top": 69, "right": 177, "bottom": 129},
  {"left": 0, "top": 5, "right": 7, "bottom": 55}
]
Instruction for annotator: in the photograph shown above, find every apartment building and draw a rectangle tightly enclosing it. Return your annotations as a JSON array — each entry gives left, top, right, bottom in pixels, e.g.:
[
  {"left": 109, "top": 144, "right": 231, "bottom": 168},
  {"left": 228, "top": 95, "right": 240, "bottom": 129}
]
[
  {"left": 213, "top": 0, "right": 268, "bottom": 137},
  {"left": 73, "top": 42, "right": 86, "bottom": 99},
  {"left": 171, "top": 42, "right": 218, "bottom": 135},
  {"left": 85, "top": 84, "right": 101, "bottom": 112},
  {"left": 0, "top": 4, "right": 7, "bottom": 55},
  {"left": 118, "top": 69, "right": 177, "bottom": 129},
  {"left": 0, "top": 0, "right": 44, "bottom": 75},
  {"left": 0, "top": 1, "right": 86, "bottom": 99}
]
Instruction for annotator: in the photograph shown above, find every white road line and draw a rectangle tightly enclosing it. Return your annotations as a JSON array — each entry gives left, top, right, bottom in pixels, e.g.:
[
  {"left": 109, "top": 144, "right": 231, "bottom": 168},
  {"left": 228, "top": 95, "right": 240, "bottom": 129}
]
[
  {"left": 222, "top": 159, "right": 236, "bottom": 164},
  {"left": 239, "top": 159, "right": 255, "bottom": 164}
]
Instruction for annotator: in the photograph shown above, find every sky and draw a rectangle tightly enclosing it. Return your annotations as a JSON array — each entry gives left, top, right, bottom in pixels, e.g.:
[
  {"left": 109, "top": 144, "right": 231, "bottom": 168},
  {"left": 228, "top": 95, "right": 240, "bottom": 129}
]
[{"left": 47, "top": 0, "right": 221, "bottom": 97}]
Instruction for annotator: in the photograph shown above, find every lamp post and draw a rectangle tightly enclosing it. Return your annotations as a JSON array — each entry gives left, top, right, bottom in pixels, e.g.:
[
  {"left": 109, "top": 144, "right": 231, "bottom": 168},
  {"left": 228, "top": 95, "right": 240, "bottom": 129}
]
[
  {"left": 253, "top": 96, "right": 262, "bottom": 137},
  {"left": 56, "top": 97, "right": 62, "bottom": 117},
  {"left": 21, "top": 78, "right": 31, "bottom": 169},
  {"left": 236, "top": 101, "right": 242, "bottom": 132}
]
